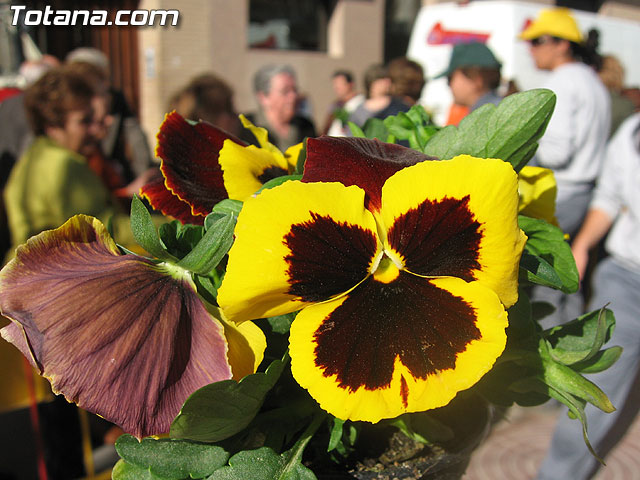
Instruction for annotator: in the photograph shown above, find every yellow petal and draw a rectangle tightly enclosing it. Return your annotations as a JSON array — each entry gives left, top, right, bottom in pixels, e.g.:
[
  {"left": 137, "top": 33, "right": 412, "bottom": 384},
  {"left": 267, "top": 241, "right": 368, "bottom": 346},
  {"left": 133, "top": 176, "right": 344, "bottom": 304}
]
[
  {"left": 284, "top": 142, "right": 304, "bottom": 172},
  {"left": 518, "top": 166, "right": 558, "bottom": 226},
  {"left": 379, "top": 155, "right": 526, "bottom": 307},
  {"left": 218, "top": 181, "right": 382, "bottom": 323},
  {"left": 208, "top": 305, "right": 266, "bottom": 380},
  {"left": 219, "top": 139, "right": 289, "bottom": 201},
  {"left": 289, "top": 274, "right": 507, "bottom": 422},
  {"left": 239, "top": 114, "right": 282, "bottom": 155}
]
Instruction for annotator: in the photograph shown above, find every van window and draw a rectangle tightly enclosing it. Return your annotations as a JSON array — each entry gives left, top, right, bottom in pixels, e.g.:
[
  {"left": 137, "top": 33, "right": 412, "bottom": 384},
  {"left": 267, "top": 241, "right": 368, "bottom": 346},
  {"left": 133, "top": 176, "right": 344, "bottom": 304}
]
[{"left": 248, "top": 0, "right": 333, "bottom": 51}]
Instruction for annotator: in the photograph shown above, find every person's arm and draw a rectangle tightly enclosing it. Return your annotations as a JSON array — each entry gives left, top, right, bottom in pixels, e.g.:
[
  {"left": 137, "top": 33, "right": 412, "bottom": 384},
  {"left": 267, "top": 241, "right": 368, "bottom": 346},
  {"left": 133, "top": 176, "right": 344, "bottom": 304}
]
[
  {"left": 571, "top": 208, "right": 614, "bottom": 280},
  {"left": 570, "top": 116, "right": 631, "bottom": 278}
]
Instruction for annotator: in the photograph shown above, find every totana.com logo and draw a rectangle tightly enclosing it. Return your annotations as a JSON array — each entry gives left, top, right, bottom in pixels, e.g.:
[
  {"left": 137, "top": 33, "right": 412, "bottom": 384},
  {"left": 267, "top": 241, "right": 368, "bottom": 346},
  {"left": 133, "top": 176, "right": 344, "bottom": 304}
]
[{"left": 10, "top": 5, "right": 179, "bottom": 26}]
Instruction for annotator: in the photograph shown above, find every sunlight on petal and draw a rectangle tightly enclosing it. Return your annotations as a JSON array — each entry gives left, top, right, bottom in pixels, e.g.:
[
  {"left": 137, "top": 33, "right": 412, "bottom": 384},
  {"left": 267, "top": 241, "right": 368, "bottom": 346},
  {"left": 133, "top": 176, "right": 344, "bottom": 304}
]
[
  {"left": 218, "top": 181, "right": 381, "bottom": 323},
  {"left": 380, "top": 155, "right": 526, "bottom": 308},
  {"left": 290, "top": 273, "right": 507, "bottom": 422},
  {"left": 219, "top": 139, "right": 289, "bottom": 201},
  {"left": 518, "top": 165, "right": 558, "bottom": 226}
]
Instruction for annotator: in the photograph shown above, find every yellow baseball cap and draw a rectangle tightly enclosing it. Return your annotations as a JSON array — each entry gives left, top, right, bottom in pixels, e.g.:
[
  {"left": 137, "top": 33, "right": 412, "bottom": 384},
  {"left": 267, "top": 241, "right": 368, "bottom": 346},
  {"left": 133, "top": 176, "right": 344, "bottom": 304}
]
[{"left": 519, "top": 8, "right": 583, "bottom": 44}]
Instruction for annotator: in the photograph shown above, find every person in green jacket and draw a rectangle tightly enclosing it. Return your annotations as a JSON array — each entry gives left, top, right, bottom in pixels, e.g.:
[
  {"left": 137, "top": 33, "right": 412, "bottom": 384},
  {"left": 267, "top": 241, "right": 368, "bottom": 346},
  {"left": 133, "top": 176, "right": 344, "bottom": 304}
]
[{"left": 4, "top": 66, "right": 133, "bottom": 257}]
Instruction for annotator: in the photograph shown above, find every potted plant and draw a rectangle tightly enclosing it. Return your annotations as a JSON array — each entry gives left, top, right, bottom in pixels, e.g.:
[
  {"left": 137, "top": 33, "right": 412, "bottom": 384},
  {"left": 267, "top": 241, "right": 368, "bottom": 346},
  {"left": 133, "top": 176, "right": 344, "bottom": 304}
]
[{"left": 0, "top": 89, "right": 618, "bottom": 479}]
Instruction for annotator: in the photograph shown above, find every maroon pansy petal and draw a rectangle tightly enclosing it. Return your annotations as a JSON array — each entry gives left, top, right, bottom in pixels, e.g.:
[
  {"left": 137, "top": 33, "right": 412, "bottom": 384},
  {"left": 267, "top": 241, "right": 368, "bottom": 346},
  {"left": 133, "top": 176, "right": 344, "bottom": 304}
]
[
  {"left": 140, "top": 169, "right": 205, "bottom": 225},
  {"left": 311, "top": 272, "right": 481, "bottom": 391},
  {"left": 289, "top": 270, "right": 508, "bottom": 421},
  {"left": 386, "top": 195, "right": 482, "bottom": 281},
  {"left": 157, "top": 112, "right": 246, "bottom": 217},
  {"left": 0, "top": 216, "right": 232, "bottom": 438},
  {"left": 302, "top": 137, "right": 436, "bottom": 211}
]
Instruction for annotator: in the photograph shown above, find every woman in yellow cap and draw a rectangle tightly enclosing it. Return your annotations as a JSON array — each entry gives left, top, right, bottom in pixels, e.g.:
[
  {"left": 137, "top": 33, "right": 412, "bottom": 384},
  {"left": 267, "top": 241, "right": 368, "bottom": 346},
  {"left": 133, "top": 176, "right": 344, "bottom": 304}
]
[
  {"left": 521, "top": 7, "right": 613, "bottom": 480},
  {"left": 521, "top": 8, "right": 610, "bottom": 325},
  {"left": 520, "top": 7, "right": 610, "bottom": 239}
]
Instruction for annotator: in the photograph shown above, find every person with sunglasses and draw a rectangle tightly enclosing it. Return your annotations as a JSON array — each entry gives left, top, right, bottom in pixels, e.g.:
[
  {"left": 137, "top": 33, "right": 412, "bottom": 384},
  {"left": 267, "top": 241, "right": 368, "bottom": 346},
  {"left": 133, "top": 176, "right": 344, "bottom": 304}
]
[{"left": 520, "top": 7, "right": 610, "bottom": 329}]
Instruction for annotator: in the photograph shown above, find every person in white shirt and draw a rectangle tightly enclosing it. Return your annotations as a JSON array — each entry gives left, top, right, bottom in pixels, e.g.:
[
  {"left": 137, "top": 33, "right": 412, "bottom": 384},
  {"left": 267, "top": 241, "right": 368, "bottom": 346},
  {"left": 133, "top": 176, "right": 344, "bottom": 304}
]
[
  {"left": 537, "top": 112, "right": 640, "bottom": 480},
  {"left": 521, "top": 7, "right": 611, "bottom": 327}
]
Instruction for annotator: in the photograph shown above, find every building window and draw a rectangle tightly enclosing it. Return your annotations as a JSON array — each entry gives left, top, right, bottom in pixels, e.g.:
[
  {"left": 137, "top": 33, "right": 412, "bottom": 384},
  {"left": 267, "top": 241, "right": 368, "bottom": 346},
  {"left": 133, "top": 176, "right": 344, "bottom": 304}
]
[{"left": 248, "top": 0, "right": 335, "bottom": 51}]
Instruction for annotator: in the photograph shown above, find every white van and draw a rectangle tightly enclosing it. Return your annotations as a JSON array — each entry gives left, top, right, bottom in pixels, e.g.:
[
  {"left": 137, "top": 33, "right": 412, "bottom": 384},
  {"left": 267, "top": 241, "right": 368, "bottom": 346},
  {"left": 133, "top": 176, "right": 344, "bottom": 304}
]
[{"left": 407, "top": 1, "right": 640, "bottom": 125}]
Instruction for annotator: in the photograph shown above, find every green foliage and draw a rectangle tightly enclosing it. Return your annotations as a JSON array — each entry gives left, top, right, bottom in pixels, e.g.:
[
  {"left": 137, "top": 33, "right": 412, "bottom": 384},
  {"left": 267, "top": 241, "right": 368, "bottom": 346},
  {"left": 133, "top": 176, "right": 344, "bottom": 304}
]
[
  {"left": 112, "top": 460, "right": 156, "bottom": 480},
  {"left": 388, "top": 412, "right": 454, "bottom": 445},
  {"left": 113, "top": 435, "right": 228, "bottom": 480},
  {"left": 518, "top": 216, "right": 579, "bottom": 293},
  {"left": 171, "top": 358, "right": 286, "bottom": 442},
  {"left": 205, "top": 199, "right": 243, "bottom": 226},
  {"left": 208, "top": 446, "right": 317, "bottom": 480},
  {"left": 176, "top": 212, "right": 235, "bottom": 275},
  {"left": 209, "top": 414, "right": 324, "bottom": 480},
  {"left": 130, "top": 195, "right": 178, "bottom": 262},
  {"left": 383, "top": 105, "right": 439, "bottom": 151},
  {"left": 113, "top": 88, "right": 619, "bottom": 476},
  {"left": 355, "top": 105, "right": 439, "bottom": 148},
  {"left": 477, "top": 289, "right": 619, "bottom": 462},
  {"left": 159, "top": 221, "right": 204, "bottom": 259},
  {"left": 423, "top": 89, "right": 555, "bottom": 170}
]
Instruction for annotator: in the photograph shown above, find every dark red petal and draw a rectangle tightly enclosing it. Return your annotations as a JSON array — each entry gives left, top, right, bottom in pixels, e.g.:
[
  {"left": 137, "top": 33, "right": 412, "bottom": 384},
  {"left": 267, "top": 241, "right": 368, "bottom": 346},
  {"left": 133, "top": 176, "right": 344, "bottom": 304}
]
[
  {"left": 140, "top": 170, "right": 205, "bottom": 225},
  {"left": 156, "top": 112, "right": 246, "bottom": 216},
  {"left": 284, "top": 212, "right": 378, "bottom": 302},
  {"left": 387, "top": 195, "right": 482, "bottom": 281},
  {"left": 302, "top": 136, "right": 436, "bottom": 211},
  {"left": 0, "top": 216, "right": 232, "bottom": 437},
  {"left": 313, "top": 271, "right": 481, "bottom": 391}
]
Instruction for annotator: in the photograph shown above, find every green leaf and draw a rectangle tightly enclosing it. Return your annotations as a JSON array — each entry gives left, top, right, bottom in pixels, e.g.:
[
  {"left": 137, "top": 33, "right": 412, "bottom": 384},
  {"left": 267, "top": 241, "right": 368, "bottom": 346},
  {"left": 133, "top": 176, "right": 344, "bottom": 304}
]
[
  {"left": 112, "top": 459, "right": 158, "bottom": 480},
  {"left": 115, "top": 435, "right": 229, "bottom": 480},
  {"left": 546, "top": 384, "right": 604, "bottom": 464},
  {"left": 518, "top": 215, "right": 579, "bottom": 293},
  {"left": 531, "top": 301, "right": 556, "bottom": 322},
  {"left": 209, "top": 413, "right": 323, "bottom": 480},
  {"left": 389, "top": 412, "right": 454, "bottom": 444},
  {"left": 539, "top": 341, "right": 614, "bottom": 413},
  {"left": 504, "top": 288, "right": 537, "bottom": 344},
  {"left": 519, "top": 251, "right": 564, "bottom": 290},
  {"left": 207, "top": 446, "right": 317, "bottom": 480},
  {"left": 158, "top": 221, "right": 205, "bottom": 259},
  {"left": 176, "top": 213, "right": 235, "bottom": 275},
  {"left": 295, "top": 141, "right": 307, "bottom": 175},
  {"left": 130, "top": 195, "right": 178, "bottom": 262},
  {"left": 264, "top": 312, "right": 296, "bottom": 335},
  {"left": 545, "top": 308, "right": 616, "bottom": 365},
  {"left": 382, "top": 105, "right": 439, "bottom": 150},
  {"left": 362, "top": 117, "right": 391, "bottom": 141},
  {"left": 171, "top": 358, "right": 286, "bottom": 442},
  {"left": 347, "top": 121, "right": 365, "bottom": 138},
  {"left": 192, "top": 273, "right": 221, "bottom": 305},
  {"left": 205, "top": 200, "right": 243, "bottom": 228},
  {"left": 258, "top": 174, "right": 303, "bottom": 193},
  {"left": 423, "top": 89, "right": 556, "bottom": 171},
  {"left": 572, "top": 346, "right": 623, "bottom": 374},
  {"left": 327, "top": 418, "right": 346, "bottom": 452},
  {"left": 476, "top": 363, "right": 547, "bottom": 408}
]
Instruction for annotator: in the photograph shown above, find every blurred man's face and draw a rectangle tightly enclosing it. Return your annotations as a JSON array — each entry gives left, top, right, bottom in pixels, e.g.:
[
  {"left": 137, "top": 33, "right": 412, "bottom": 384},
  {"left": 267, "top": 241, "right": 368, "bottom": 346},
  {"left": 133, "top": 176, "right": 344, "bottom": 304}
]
[
  {"left": 260, "top": 72, "right": 298, "bottom": 122},
  {"left": 332, "top": 75, "right": 353, "bottom": 101}
]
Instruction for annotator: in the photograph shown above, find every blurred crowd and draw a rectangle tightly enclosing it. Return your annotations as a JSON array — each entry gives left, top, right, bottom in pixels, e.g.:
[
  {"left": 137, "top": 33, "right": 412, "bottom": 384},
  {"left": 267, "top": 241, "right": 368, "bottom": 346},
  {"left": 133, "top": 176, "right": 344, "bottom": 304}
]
[{"left": 0, "top": 6, "right": 640, "bottom": 480}]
